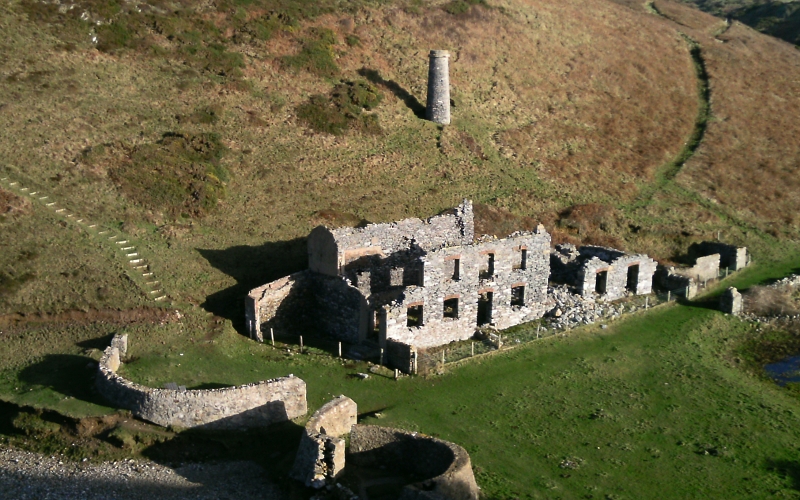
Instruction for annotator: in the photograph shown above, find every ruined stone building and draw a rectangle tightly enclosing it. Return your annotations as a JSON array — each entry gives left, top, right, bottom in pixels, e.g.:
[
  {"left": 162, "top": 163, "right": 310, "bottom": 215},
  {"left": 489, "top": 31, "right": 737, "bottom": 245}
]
[
  {"left": 247, "top": 200, "right": 550, "bottom": 371},
  {"left": 550, "top": 244, "right": 658, "bottom": 301}
]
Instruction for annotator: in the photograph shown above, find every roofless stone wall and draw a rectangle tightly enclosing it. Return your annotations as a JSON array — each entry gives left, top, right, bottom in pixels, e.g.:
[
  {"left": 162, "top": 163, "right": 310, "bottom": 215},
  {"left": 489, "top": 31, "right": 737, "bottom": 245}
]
[{"left": 96, "top": 334, "right": 307, "bottom": 429}]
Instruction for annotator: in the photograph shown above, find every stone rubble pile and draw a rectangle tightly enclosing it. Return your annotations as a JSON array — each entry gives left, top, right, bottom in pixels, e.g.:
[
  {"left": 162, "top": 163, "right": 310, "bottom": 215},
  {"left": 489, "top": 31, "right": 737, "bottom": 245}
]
[{"left": 544, "top": 285, "right": 645, "bottom": 331}]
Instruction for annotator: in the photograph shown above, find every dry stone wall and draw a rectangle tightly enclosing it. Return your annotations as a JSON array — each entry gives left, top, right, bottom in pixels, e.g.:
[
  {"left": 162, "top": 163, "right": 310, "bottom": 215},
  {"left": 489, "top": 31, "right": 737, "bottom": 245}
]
[
  {"left": 349, "top": 425, "right": 479, "bottom": 500},
  {"left": 678, "top": 253, "right": 720, "bottom": 283},
  {"left": 96, "top": 334, "right": 307, "bottom": 430}
]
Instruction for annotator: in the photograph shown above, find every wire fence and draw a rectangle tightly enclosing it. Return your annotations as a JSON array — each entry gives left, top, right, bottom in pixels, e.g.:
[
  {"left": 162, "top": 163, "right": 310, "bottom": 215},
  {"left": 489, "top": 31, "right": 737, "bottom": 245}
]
[
  {"left": 416, "top": 265, "right": 741, "bottom": 374},
  {"left": 259, "top": 265, "right": 741, "bottom": 375}
]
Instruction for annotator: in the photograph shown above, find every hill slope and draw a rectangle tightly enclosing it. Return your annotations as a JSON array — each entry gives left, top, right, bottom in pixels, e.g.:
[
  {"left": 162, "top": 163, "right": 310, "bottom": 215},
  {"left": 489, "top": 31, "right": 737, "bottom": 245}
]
[{"left": 0, "top": 0, "right": 798, "bottom": 349}]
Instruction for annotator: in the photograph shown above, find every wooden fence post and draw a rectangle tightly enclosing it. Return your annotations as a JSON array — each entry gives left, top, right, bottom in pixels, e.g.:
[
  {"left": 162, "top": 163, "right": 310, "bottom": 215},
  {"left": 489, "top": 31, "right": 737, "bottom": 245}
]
[
  {"left": 270, "top": 328, "right": 274, "bottom": 347},
  {"left": 300, "top": 336, "right": 303, "bottom": 353},
  {"left": 338, "top": 342, "right": 342, "bottom": 357}
]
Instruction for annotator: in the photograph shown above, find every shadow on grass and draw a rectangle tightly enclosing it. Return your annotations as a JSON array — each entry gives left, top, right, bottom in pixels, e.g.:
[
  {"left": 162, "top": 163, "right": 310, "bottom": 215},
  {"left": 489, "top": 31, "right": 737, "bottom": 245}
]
[
  {"left": 676, "top": 296, "right": 721, "bottom": 311},
  {"left": 766, "top": 459, "right": 800, "bottom": 491},
  {"left": 141, "top": 419, "right": 305, "bottom": 481},
  {"left": 17, "top": 354, "right": 108, "bottom": 406},
  {"left": 197, "top": 237, "right": 307, "bottom": 335},
  {"left": 358, "top": 67, "right": 426, "bottom": 118},
  {"left": 76, "top": 333, "right": 116, "bottom": 351}
]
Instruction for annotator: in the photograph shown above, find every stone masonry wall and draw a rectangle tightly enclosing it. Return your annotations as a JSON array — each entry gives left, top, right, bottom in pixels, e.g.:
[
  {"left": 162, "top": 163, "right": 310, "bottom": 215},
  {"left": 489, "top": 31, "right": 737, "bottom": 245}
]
[
  {"left": 96, "top": 335, "right": 307, "bottom": 429},
  {"left": 720, "top": 287, "right": 743, "bottom": 315},
  {"left": 313, "top": 274, "right": 367, "bottom": 343},
  {"left": 578, "top": 254, "right": 657, "bottom": 300},
  {"left": 349, "top": 425, "right": 479, "bottom": 500},
  {"left": 692, "top": 242, "right": 748, "bottom": 270},
  {"left": 291, "top": 396, "right": 358, "bottom": 488},
  {"left": 246, "top": 271, "right": 312, "bottom": 340},
  {"left": 676, "top": 253, "right": 720, "bottom": 283},
  {"left": 382, "top": 228, "right": 550, "bottom": 349},
  {"left": 308, "top": 200, "right": 474, "bottom": 277}
]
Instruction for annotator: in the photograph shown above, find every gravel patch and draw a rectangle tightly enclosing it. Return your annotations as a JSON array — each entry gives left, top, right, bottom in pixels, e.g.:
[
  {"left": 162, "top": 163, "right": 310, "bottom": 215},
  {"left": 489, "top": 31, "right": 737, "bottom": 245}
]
[{"left": 0, "top": 447, "right": 287, "bottom": 500}]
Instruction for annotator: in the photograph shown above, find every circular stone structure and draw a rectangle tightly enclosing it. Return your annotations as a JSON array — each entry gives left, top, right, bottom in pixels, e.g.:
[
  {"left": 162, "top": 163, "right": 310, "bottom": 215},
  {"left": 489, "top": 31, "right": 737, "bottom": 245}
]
[{"left": 426, "top": 50, "right": 451, "bottom": 125}]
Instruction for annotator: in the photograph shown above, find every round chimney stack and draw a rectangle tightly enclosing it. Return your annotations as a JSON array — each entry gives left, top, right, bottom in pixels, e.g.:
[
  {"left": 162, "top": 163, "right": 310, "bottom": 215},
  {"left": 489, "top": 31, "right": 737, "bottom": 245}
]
[{"left": 426, "top": 50, "right": 451, "bottom": 125}]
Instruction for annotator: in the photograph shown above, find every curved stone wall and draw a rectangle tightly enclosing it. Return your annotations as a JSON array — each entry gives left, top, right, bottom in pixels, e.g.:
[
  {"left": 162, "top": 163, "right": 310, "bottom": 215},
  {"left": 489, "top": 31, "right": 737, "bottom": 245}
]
[
  {"left": 96, "top": 335, "right": 307, "bottom": 430},
  {"left": 349, "top": 425, "right": 479, "bottom": 500}
]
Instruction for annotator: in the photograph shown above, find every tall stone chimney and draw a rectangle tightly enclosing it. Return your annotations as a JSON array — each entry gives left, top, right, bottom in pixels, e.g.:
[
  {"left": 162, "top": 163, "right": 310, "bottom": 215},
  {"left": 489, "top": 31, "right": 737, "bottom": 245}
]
[{"left": 426, "top": 50, "right": 451, "bottom": 125}]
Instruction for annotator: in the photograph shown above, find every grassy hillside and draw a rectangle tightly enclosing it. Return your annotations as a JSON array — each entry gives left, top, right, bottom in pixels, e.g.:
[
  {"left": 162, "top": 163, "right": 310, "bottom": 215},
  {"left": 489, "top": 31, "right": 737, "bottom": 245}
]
[{"left": 2, "top": 0, "right": 799, "bottom": 317}]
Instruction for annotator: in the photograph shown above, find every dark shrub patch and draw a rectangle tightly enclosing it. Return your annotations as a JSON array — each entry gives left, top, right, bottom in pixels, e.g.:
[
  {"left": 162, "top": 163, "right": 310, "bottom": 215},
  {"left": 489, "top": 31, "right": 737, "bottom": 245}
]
[
  {"left": 442, "top": 0, "right": 486, "bottom": 15},
  {"left": 296, "top": 80, "right": 383, "bottom": 135},
  {"left": 110, "top": 133, "right": 229, "bottom": 218}
]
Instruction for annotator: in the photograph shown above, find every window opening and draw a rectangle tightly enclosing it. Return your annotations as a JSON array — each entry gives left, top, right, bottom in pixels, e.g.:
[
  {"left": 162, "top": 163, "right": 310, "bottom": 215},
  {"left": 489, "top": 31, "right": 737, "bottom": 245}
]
[
  {"left": 369, "top": 310, "right": 380, "bottom": 340},
  {"left": 477, "top": 292, "right": 493, "bottom": 326},
  {"left": 443, "top": 297, "right": 459, "bottom": 319},
  {"left": 514, "top": 249, "right": 528, "bottom": 270},
  {"left": 511, "top": 285, "right": 525, "bottom": 307},
  {"left": 451, "top": 258, "right": 460, "bottom": 281},
  {"left": 407, "top": 304, "right": 423, "bottom": 327},
  {"left": 480, "top": 253, "right": 495, "bottom": 279},
  {"left": 595, "top": 270, "right": 608, "bottom": 295},
  {"left": 626, "top": 265, "right": 639, "bottom": 294}
]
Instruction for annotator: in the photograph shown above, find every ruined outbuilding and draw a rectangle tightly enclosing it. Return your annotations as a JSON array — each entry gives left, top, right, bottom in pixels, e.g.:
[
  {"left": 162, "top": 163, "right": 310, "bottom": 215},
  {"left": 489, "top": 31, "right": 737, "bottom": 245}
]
[
  {"left": 247, "top": 200, "right": 551, "bottom": 372},
  {"left": 550, "top": 244, "right": 657, "bottom": 301}
]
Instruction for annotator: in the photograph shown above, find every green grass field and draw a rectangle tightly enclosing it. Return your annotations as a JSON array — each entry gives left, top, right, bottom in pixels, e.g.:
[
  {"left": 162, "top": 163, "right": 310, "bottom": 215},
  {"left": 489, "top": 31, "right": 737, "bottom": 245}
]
[{"left": 4, "top": 249, "right": 798, "bottom": 498}]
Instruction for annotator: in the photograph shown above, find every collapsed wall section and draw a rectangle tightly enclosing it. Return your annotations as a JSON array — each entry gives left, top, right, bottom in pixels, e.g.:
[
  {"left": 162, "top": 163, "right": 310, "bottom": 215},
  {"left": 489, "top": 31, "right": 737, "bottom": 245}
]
[
  {"left": 309, "top": 200, "right": 474, "bottom": 277},
  {"left": 691, "top": 242, "right": 748, "bottom": 271},
  {"left": 349, "top": 425, "right": 479, "bottom": 500},
  {"left": 96, "top": 335, "right": 307, "bottom": 430},
  {"left": 247, "top": 270, "right": 366, "bottom": 344},
  {"left": 291, "top": 396, "right": 358, "bottom": 488}
]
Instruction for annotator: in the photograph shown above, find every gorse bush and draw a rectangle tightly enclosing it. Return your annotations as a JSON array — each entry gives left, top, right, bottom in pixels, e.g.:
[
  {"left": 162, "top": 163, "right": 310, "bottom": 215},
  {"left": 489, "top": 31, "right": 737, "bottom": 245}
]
[{"left": 296, "top": 80, "right": 383, "bottom": 135}]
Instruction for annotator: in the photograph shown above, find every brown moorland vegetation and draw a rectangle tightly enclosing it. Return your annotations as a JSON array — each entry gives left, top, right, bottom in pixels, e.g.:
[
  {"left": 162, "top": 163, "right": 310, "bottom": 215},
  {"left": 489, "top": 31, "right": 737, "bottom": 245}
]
[{"left": 0, "top": 0, "right": 798, "bottom": 313}]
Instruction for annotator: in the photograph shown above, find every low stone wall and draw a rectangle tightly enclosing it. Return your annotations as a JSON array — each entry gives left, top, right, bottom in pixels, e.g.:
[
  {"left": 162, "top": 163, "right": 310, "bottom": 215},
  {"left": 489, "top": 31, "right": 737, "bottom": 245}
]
[
  {"left": 691, "top": 242, "right": 748, "bottom": 271},
  {"left": 96, "top": 334, "right": 307, "bottom": 430},
  {"left": 291, "top": 396, "right": 358, "bottom": 488},
  {"left": 656, "top": 266, "right": 699, "bottom": 299},
  {"left": 349, "top": 425, "right": 479, "bottom": 500},
  {"left": 677, "top": 253, "right": 720, "bottom": 283}
]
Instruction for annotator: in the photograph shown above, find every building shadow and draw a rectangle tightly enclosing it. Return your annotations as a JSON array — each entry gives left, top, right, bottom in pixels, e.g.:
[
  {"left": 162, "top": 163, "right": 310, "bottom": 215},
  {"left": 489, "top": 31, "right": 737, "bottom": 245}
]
[
  {"left": 17, "top": 354, "right": 109, "bottom": 407},
  {"left": 142, "top": 419, "right": 305, "bottom": 480},
  {"left": 358, "top": 67, "right": 426, "bottom": 118},
  {"left": 197, "top": 237, "right": 307, "bottom": 335}
]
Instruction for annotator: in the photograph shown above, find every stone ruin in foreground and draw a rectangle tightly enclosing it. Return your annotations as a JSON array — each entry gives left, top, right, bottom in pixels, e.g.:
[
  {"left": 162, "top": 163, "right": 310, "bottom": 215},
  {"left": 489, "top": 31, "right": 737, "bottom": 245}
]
[{"left": 247, "top": 200, "right": 715, "bottom": 373}]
